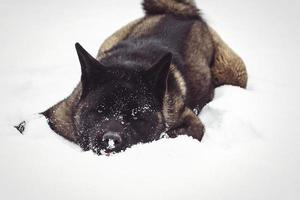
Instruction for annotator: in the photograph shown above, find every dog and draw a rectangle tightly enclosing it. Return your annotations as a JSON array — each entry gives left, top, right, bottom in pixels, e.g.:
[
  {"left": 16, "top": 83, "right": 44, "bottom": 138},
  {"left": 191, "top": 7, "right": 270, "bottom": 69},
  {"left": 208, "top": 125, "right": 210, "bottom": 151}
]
[{"left": 42, "top": 0, "right": 248, "bottom": 155}]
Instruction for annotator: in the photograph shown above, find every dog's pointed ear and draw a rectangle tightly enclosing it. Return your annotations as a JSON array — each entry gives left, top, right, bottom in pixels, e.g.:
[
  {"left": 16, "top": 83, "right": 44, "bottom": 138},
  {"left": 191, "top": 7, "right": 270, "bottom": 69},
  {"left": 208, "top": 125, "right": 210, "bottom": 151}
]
[
  {"left": 75, "top": 42, "right": 103, "bottom": 75},
  {"left": 145, "top": 52, "right": 172, "bottom": 102},
  {"left": 75, "top": 43, "right": 105, "bottom": 95}
]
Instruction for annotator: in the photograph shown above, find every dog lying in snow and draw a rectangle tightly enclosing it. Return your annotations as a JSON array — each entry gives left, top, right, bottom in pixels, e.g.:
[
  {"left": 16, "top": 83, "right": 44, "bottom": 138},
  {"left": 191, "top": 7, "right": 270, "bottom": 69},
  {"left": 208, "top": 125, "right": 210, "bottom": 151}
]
[{"left": 36, "top": 0, "right": 247, "bottom": 155}]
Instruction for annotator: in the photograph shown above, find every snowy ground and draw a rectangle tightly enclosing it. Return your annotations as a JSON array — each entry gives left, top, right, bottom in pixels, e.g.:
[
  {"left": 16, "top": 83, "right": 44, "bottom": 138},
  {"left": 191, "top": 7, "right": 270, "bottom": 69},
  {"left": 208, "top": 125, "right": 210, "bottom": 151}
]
[{"left": 1, "top": 0, "right": 300, "bottom": 199}]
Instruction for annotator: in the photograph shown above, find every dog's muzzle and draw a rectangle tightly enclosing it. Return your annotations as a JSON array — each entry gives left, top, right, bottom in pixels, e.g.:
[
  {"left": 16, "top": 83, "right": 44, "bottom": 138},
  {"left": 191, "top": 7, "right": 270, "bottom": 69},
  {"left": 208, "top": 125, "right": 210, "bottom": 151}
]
[{"left": 102, "top": 132, "right": 123, "bottom": 150}]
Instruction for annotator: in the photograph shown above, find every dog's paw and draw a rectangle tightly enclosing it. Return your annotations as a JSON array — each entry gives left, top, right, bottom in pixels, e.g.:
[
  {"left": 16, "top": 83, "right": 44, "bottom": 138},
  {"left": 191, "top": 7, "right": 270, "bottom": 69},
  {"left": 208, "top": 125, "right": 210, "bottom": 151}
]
[{"left": 166, "top": 107, "right": 205, "bottom": 141}]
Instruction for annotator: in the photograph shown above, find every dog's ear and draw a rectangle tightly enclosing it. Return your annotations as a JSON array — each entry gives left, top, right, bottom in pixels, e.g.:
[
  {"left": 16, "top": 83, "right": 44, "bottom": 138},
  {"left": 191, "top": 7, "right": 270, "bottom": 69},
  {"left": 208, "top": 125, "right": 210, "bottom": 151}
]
[
  {"left": 145, "top": 52, "right": 172, "bottom": 102},
  {"left": 75, "top": 43, "right": 106, "bottom": 94}
]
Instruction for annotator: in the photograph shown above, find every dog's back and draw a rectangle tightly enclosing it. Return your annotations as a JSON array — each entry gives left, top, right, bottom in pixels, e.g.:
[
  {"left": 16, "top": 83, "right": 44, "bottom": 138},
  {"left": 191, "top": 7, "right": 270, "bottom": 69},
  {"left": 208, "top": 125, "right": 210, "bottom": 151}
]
[{"left": 98, "top": 0, "right": 215, "bottom": 115}]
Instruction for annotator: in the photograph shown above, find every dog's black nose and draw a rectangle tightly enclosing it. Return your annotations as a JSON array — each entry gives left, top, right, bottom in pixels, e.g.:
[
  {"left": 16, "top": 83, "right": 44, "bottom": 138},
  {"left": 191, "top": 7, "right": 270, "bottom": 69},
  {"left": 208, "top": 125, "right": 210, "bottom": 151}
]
[{"left": 102, "top": 132, "right": 122, "bottom": 150}]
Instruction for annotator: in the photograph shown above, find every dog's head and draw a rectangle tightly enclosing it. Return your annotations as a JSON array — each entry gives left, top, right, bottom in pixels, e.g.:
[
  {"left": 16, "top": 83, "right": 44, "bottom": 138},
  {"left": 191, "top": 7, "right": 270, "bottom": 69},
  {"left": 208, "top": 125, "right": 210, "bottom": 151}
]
[{"left": 73, "top": 43, "right": 172, "bottom": 155}]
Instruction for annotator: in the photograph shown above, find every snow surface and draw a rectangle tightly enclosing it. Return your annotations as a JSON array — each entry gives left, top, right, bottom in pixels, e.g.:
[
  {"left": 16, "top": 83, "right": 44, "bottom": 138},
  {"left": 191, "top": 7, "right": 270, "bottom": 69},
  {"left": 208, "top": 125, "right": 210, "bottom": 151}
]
[{"left": 0, "top": 0, "right": 300, "bottom": 199}]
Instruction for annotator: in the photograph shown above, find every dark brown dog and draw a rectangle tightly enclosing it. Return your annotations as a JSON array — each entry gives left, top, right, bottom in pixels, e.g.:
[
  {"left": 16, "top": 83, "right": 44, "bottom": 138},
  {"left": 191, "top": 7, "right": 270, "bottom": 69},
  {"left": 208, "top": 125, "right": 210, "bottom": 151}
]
[{"left": 42, "top": 0, "right": 247, "bottom": 155}]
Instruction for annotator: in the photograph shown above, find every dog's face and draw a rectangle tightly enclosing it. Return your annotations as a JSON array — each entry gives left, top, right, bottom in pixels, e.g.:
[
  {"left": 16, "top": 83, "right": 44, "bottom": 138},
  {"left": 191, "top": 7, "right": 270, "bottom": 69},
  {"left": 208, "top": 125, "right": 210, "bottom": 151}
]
[{"left": 73, "top": 43, "right": 172, "bottom": 154}]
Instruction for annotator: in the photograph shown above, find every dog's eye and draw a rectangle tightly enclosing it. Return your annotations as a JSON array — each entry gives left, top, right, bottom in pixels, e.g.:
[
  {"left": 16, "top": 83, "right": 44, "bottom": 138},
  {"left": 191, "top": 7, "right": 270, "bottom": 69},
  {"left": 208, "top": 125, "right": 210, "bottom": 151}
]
[
  {"left": 96, "top": 104, "right": 106, "bottom": 114},
  {"left": 132, "top": 116, "right": 138, "bottom": 120},
  {"left": 133, "top": 114, "right": 148, "bottom": 122}
]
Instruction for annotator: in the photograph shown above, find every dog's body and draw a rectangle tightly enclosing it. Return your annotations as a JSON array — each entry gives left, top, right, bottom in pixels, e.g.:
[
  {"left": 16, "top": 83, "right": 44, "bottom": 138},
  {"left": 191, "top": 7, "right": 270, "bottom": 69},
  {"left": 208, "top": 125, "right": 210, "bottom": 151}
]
[{"left": 43, "top": 0, "right": 247, "bottom": 154}]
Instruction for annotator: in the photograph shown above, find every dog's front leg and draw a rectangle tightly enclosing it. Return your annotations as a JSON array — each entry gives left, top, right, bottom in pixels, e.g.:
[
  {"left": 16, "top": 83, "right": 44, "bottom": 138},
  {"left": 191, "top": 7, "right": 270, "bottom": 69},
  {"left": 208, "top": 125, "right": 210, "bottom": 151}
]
[{"left": 166, "top": 107, "right": 204, "bottom": 141}]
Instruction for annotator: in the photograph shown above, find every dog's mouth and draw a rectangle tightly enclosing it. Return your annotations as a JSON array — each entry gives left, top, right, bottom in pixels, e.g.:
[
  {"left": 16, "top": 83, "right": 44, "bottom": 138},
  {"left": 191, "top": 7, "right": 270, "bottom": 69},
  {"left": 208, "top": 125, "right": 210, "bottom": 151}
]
[
  {"left": 89, "top": 140, "right": 126, "bottom": 156},
  {"left": 97, "top": 147, "right": 125, "bottom": 156}
]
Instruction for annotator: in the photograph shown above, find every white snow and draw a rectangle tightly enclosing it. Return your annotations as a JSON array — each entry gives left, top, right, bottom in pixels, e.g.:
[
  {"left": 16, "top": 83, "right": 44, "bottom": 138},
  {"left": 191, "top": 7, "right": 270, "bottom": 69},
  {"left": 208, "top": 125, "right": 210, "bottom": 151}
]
[
  {"left": 0, "top": 0, "right": 300, "bottom": 199},
  {"left": 108, "top": 139, "right": 116, "bottom": 149}
]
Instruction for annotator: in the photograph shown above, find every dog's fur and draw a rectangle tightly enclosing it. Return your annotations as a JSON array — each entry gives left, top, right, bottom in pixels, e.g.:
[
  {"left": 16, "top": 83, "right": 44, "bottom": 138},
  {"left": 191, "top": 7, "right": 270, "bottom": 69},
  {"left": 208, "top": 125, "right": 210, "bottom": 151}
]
[{"left": 43, "top": 0, "right": 247, "bottom": 154}]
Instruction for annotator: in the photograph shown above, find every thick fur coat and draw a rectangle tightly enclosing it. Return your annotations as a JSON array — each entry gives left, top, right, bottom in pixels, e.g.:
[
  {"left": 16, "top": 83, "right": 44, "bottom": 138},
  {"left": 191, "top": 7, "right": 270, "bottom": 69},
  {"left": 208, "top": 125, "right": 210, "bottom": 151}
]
[{"left": 43, "top": 0, "right": 247, "bottom": 154}]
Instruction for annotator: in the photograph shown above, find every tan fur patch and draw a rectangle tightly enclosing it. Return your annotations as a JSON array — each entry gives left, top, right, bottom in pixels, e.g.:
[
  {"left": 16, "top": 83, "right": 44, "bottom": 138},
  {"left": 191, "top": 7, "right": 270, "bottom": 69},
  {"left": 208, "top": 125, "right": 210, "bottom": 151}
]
[
  {"left": 45, "top": 83, "right": 82, "bottom": 142},
  {"left": 169, "top": 64, "right": 187, "bottom": 97},
  {"left": 163, "top": 64, "right": 186, "bottom": 127},
  {"left": 97, "top": 18, "right": 144, "bottom": 58},
  {"left": 209, "top": 27, "right": 248, "bottom": 88},
  {"left": 163, "top": 93, "right": 184, "bottom": 128},
  {"left": 129, "top": 15, "right": 164, "bottom": 38}
]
